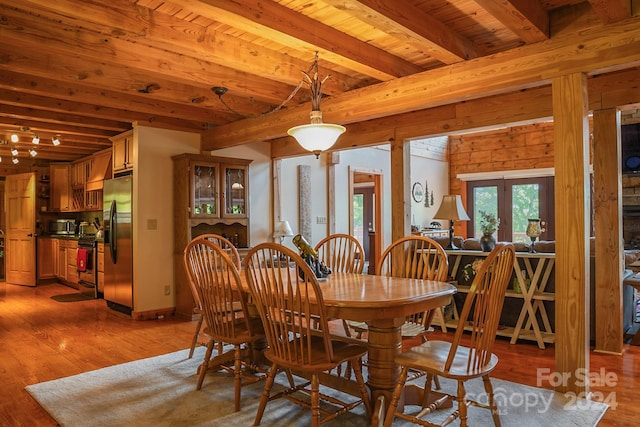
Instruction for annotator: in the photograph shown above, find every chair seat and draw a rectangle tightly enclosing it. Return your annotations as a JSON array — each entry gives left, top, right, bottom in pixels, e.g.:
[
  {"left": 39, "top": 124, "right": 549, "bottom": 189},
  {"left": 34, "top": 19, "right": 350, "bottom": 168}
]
[
  {"left": 394, "top": 340, "right": 499, "bottom": 380},
  {"left": 264, "top": 335, "right": 368, "bottom": 373},
  {"left": 203, "top": 316, "right": 264, "bottom": 345}
]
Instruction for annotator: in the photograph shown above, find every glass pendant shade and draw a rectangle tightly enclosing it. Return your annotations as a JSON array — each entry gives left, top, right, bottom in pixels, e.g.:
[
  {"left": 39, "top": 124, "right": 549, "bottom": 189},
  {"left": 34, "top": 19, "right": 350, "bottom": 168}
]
[{"left": 288, "top": 110, "right": 345, "bottom": 158}]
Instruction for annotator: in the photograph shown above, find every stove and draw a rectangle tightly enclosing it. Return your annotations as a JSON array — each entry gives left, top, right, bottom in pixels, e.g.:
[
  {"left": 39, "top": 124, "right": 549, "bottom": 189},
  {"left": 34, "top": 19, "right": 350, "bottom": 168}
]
[{"left": 77, "top": 234, "right": 98, "bottom": 298}]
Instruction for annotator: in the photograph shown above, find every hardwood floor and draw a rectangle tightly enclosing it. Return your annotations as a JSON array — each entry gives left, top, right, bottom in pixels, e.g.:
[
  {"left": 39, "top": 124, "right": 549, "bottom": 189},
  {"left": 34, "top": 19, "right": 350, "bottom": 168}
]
[{"left": 0, "top": 280, "right": 636, "bottom": 426}]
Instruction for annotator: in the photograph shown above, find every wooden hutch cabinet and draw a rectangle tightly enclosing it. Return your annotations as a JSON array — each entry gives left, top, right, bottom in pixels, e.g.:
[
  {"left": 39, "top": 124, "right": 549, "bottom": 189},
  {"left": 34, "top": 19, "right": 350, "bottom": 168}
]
[{"left": 172, "top": 153, "right": 252, "bottom": 319}]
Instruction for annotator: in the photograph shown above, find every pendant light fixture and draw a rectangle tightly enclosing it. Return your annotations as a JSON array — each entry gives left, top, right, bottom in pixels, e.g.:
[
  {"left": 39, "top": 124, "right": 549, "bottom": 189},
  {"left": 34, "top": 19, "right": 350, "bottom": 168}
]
[
  {"left": 212, "top": 52, "right": 345, "bottom": 159},
  {"left": 287, "top": 52, "right": 345, "bottom": 158}
]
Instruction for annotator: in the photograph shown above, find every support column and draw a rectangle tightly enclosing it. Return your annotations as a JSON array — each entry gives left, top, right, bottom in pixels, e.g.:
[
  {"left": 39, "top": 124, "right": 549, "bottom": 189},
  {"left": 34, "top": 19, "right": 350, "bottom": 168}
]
[
  {"left": 389, "top": 136, "right": 411, "bottom": 243},
  {"left": 593, "top": 108, "right": 624, "bottom": 354},
  {"left": 552, "top": 72, "right": 590, "bottom": 395}
]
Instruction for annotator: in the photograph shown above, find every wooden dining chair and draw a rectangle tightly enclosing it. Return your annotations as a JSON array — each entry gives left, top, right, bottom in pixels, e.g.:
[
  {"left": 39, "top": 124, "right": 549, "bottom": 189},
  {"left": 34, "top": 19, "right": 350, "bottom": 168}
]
[
  {"left": 383, "top": 242, "right": 516, "bottom": 427},
  {"left": 350, "top": 236, "right": 449, "bottom": 340},
  {"left": 243, "top": 242, "right": 372, "bottom": 427},
  {"left": 314, "top": 233, "right": 364, "bottom": 274},
  {"left": 314, "top": 233, "right": 364, "bottom": 337},
  {"left": 183, "top": 238, "right": 266, "bottom": 412},
  {"left": 187, "top": 233, "right": 241, "bottom": 358}
]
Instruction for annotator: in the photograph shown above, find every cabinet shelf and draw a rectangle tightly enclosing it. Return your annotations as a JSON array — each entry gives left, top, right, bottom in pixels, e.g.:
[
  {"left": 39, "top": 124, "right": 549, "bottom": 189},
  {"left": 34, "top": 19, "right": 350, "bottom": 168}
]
[{"left": 445, "top": 249, "right": 556, "bottom": 349}]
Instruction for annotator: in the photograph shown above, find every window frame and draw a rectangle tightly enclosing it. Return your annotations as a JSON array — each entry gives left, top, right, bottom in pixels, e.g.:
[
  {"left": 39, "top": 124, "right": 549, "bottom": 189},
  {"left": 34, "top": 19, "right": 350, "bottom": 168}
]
[{"left": 467, "top": 176, "right": 555, "bottom": 242}]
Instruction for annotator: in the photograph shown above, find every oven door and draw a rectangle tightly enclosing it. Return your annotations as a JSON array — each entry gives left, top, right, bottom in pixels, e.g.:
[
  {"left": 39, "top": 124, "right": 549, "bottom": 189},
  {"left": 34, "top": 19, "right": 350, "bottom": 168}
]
[{"left": 77, "top": 247, "right": 98, "bottom": 298}]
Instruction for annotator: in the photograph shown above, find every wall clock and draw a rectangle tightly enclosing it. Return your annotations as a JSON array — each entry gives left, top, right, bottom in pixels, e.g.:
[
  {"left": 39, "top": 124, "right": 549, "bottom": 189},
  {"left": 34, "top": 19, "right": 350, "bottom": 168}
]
[{"left": 412, "top": 182, "right": 424, "bottom": 203}]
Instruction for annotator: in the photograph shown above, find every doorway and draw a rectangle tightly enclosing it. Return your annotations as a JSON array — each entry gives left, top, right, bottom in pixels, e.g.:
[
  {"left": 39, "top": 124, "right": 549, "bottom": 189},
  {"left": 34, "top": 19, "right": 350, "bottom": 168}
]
[{"left": 350, "top": 169, "right": 382, "bottom": 266}]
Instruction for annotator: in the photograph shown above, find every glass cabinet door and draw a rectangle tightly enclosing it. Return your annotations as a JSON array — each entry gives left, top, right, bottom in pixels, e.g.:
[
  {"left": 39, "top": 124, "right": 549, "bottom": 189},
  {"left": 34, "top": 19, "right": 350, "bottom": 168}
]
[
  {"left": 223, "top": 165, "right": 247, "bottom": 217},
  {"left": 192, "top": 162, "right": 218, "bottom": 217}
]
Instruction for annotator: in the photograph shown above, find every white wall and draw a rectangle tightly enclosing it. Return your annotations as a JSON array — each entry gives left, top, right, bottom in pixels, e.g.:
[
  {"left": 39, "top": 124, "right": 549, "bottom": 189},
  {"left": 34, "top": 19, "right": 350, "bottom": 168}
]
[
  {"left": 410, "top": 155, "right": 449, "bottom": 229},
  {"left": 277, "top": 143, "right": 449, "bottom": 251},
  {"left": 133, "top": 125, "right": 200, "bottom": 313}
]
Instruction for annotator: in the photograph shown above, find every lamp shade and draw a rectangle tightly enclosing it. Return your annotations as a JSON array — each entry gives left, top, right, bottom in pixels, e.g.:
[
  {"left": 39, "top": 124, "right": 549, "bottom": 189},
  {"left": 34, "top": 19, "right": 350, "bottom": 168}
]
[
  {"left": 433, "top": 195, "right": 470, "bottom": 221},
  {"left": 287, "top": 123, "right": 345, "bottom": 157},
  {"left": 273, "top": 220, "right": 294, "bottom": 239}
]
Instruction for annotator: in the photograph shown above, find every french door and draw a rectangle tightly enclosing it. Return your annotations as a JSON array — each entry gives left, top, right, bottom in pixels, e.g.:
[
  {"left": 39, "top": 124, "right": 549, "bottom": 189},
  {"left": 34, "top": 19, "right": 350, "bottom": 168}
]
[{"left": 467, "top": 177, "right": 555, "bottom": 242}]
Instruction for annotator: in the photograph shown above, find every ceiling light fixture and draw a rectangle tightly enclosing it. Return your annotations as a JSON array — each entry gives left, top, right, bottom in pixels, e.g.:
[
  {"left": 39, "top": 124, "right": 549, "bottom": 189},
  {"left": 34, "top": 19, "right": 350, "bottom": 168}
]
[
  {"left": 11, "top": 133, "right": 19, "bottom": 143},
  {"left": 29, "top": 149, "right": 38, "bottom": 157},
  {"left": 52, "top": 135, "right": 61, "bottom": 146},
  {"left": 12, "top": 157, "right": 19, "bottom": 164},
  {"left": 11, "top": 147, "right": 19, "bottom": 156},
  {"left": 212, "top": 53, "right": 344, "bottom": 158},
  {"left": 286, "top": 52, "right": 345, "bottom": 158},
  {"left": 32, "top": 134, "right": 40, "bottom": 144}
]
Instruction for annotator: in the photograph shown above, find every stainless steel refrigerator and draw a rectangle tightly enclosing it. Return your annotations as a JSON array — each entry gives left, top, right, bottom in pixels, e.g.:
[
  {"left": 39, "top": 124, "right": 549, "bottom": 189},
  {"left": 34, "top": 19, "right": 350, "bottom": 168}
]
[{"left": 103, "top": 175, "right": 133, "bottom": 312}]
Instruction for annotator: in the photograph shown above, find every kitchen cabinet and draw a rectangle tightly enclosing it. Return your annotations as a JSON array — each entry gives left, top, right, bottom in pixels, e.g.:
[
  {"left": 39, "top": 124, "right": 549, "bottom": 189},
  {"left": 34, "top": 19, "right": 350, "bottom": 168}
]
[
  {"left": 172, "top": 153, "right": 252, "bottom": 319},
  {"left": 111, "top": 130, "right": 134, "bottom": 174},
  {"left": 70, "top": 159, "right": 89, "bottom": 211},
  {"left": 50, "top": 163, "right": 71, "bottom": 212},
  {"left": 37, "top": 237, "right": 57, "bottom": 281},
  {"left": 37, "top": 174, "right": 50, "bottom": 213},
  {"left": 55, "top": 239, "right": 78, "bottom": 287},
  {"left": 97, "top": 242, "right": 104, "bottom": 295}
]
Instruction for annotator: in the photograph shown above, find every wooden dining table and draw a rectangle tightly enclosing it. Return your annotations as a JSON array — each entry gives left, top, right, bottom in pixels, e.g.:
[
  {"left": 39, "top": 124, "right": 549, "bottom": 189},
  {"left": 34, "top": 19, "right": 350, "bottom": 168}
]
[{"left": 315, "top": 272, "right": 456, "bottom": 407}]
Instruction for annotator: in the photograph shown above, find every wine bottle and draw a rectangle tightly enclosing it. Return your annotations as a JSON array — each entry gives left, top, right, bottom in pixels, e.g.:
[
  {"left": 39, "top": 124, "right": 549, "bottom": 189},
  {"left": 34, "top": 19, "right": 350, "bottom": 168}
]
[{"left": 292, "top": 234, "right": 317, "bottom": 258}]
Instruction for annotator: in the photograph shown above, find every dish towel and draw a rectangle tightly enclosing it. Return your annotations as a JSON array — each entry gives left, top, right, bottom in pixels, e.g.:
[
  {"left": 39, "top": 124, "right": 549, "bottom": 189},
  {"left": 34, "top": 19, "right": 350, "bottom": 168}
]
[{"left": 77, "top": 249, "right": 89, "bottom": 272}]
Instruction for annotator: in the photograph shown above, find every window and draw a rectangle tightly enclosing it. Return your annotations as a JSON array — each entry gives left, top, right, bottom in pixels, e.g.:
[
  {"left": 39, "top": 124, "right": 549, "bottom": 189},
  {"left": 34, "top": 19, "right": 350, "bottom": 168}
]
[{"left": 467, "top": 177, "right": 555, "bottom": 242}]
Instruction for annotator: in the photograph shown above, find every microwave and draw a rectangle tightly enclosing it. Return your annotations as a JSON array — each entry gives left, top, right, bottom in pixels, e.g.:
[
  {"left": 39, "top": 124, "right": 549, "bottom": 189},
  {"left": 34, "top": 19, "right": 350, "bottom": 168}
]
[{"left": 48, "top": 219, "right": 76, "bottom": 235}]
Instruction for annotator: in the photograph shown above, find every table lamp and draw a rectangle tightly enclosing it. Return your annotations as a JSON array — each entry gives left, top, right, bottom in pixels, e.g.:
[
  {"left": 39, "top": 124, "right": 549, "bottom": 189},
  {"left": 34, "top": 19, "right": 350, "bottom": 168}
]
[
  {"left": 273, "top": 220, "right": 294, "bottom": 244},
  {"left": 433, "top": 195, "right": 470, "bottom": 250}
]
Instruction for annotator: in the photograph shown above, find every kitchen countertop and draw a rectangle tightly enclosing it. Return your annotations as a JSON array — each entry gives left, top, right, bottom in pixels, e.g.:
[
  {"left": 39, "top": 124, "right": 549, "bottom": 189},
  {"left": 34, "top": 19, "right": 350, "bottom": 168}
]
[{"left": 39, "top": 235, "right": 104, "bottom": 243}]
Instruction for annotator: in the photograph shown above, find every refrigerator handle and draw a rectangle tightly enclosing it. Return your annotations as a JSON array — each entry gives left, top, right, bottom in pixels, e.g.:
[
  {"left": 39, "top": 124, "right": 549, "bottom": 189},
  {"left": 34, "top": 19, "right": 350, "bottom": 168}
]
[{"left": 109, "top": 199, "right": 118, "bottom": 263}]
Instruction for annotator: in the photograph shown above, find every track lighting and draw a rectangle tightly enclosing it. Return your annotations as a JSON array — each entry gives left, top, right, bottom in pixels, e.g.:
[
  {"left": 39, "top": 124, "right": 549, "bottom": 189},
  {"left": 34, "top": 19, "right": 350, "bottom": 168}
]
[
  {"left": 11, "top": 148, "right": 18, "bottom": 156},
  {"left": 52, "top": 135, "right": 61, "bottom": 146},
  {"left": 32, "top": 134, "right": 40, "bottom": 144}
]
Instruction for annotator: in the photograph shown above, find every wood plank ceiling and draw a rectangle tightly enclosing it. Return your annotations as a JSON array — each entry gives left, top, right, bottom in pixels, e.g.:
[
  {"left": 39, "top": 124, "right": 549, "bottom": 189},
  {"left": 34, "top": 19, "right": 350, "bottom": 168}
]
[{"left": 0, "top": 0, "right": 636, "bottom": 164}]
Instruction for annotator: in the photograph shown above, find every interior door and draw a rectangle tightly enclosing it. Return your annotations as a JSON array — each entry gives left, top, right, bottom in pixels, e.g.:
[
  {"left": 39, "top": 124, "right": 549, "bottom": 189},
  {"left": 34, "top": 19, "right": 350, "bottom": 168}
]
[
  {"left": 6, "top": 172, "right": 37, "bottom": 286},
  {"left": 353, "top": 187, "right": 374, "bottom": 261}
]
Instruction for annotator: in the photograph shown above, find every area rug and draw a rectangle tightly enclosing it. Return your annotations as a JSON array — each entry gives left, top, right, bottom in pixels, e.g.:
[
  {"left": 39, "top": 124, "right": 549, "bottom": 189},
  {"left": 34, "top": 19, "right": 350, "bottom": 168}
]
[
  {"left": 50, "top": 293, "right": 95, "bottom": 302},
  {"left": 26, "top": 347, "right": 608, "bottom": 426}
]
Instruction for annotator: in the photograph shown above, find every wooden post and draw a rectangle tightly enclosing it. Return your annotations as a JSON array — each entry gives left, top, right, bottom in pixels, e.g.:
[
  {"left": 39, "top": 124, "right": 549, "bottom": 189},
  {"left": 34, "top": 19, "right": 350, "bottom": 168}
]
[
  {"left": 390, "top": 136, "right": 411, "bottom": 243},
  {"left": 552, "top": 73, "right": 590, "bottom": 395},
  {"left": 593, "top": 108, "right": 624, "bottom": 354}
]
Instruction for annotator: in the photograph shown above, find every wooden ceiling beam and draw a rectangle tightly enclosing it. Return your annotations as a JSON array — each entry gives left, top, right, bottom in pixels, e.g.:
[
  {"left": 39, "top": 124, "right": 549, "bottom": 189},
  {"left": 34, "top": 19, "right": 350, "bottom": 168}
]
[
  {"left": 202, "top": 15, "right": 640, "bottom": 150},
  {"left": 0, "top": 9, "right": 289, "bottom": 114},
  {"left": 0, "top": 117, "right": 117, "bottom": 138},
  {"left": 0, "top": 69, "right": 215, "bottom": 126},
  {"left": 270, "top": 67, "right": 640, "bottom": 159},
  {"left": 474, "top": 0, "right": 549, "bottom": 43},
  {"left": 0, "top": 87, "right": 207, "bottom": 132},
  {"left": 0, "top": 104, "right": 130, "bottom": 132},
  {"left": 4, "top": 0, "right": 362, "bottom": 95},
  {"left": 160, "top": 0, "right": 423, "bottom": 80},
  {"left": 587, "top": 0, "right": 632, "bottom": 23},
  {"left": 0, "top": 74, "right": 208, "bottom": 133},
  {"left": 334, "top": 0, "right": 477, "bottom": 63}
]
